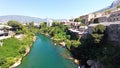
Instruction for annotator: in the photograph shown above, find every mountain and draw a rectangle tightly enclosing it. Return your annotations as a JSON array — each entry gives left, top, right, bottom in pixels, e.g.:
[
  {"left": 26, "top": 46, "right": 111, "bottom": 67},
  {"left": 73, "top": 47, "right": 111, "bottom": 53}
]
[
  {"left": 94, "top": 0, "right": 120, "bottom": 13},
  {"left": 94, "top": 7, "right": 110, "bottom": 13},
  {"left": 0, "top": 15, "right": 65, "bottom": 23},
  {"left": 110, "top": 0, "right": 120, "bottom": 8},
  {"left": 0, "top": 15, "right": 46, "bottom": 23}
]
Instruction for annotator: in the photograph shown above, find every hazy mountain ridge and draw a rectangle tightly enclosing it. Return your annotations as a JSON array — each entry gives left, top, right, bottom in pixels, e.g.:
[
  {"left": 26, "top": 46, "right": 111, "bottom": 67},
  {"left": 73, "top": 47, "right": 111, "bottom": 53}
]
[
  {"left": 0, "top": 15, "right": 65, "bottom": 23},
  {"left": 0, "top": 15, "right": 46, "bottom": 23},
  {"left": 94, "top": 0, "right": 120, "bottom": 13}
]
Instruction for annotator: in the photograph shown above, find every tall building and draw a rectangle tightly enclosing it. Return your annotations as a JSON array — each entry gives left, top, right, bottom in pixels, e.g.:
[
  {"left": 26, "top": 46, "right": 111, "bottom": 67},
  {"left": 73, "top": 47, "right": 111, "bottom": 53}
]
[{"left": 47, "top": 18, "right": 53, "bottom": 27}]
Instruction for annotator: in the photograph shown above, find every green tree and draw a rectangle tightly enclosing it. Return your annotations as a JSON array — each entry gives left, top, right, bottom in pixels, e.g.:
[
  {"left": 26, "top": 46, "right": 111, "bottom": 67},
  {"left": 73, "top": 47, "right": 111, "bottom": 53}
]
[
  {"left": 3, "top": 27, "right": 9, "bottom": 32},
  {"left": 73, "top": 24, "right": 106, "bottom": 60},
  {"left": 74, "top": 18, "right": 81, "bottom": 22},
  {"left": 19, "top": 47, "right": 26, "bottom": 54},
  {"left": 117, "top": 5, "right": 120, "bottom": 9},
  {"left": 92, "top": 24, "right": 106, "bottom": 34},
  {"left": 0, "top": 58, "right": 6, "bottom": 66},
  {"left": 71, "top": 40, "right": 81, "bottom": 48},
  {"left": 87, "top": 24, "right": 106, "bottom": 45},
  {"left": 40, "top": 22, "right": 47, "bottom": 28},
  {"left": 52, "top": 21, "right": 60, "bottom": 26},
  {"left": 7, "top": 20, "right": 23, "bottom": 31},
  {"left": 28, "top": 21, "right": 34, "bottom": 28}
]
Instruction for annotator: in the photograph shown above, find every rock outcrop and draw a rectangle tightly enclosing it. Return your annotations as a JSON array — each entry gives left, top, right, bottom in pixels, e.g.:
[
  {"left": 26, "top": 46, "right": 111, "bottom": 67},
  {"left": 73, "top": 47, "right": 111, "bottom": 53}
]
[{"left": 87, "top": 60, "right": 105, "bottom": 68}]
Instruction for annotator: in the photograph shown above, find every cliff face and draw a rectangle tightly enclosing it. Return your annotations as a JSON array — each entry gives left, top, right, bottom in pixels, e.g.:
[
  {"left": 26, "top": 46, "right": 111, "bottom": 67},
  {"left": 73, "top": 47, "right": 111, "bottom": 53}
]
[
  {"left": 110, "top": 0, "right": 120, "bottom": 8},
  {"left": 107, "top": 24, "right": 120, "bottom": 46}
]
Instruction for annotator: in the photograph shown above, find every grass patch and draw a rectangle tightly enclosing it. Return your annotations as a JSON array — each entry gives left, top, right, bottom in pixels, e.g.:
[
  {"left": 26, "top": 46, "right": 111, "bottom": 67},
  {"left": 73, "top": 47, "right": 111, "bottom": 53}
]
[{"left": 0, "top": 35, "right": 34, "bottom": 68}]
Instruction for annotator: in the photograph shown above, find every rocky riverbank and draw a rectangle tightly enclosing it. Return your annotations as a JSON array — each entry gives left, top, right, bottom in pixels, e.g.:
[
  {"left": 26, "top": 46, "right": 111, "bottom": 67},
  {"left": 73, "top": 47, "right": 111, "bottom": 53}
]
[{"left": 9, "top": 36, "right": 37, "bottom": 68}]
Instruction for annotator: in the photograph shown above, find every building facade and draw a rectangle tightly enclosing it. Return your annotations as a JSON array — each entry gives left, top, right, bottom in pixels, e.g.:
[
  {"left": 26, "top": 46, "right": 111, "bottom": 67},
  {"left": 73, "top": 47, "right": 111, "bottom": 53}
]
[
  {"left": 47, "top": 19, "right": 53, "bottom": 27},
  {"left": 108, "top": 10, "right": 120, "bottom": 22}
]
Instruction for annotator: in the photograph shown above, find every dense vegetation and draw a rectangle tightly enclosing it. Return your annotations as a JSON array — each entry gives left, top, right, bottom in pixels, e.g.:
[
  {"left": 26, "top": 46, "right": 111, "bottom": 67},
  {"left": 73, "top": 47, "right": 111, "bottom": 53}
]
[
  {"left": 0, "top": 36, "right": 33, "bottom": 68},
  {"left": 69, "top": 24, "right": 120, "bottom": 68},
  {"left": 0, "top": 21, "right": 35, "bottom": 68},
  {"left": 0, "top": 20, "right": 119, "bottom": 68},
  {"left": 74, "top": 18, "right": 81, "bottom": 22},
  {"left": 39, "top": 22, "right": 120, "bottom": 68},
  {"left": 39, "top": 22, "right": 80, "bottom": 49}
]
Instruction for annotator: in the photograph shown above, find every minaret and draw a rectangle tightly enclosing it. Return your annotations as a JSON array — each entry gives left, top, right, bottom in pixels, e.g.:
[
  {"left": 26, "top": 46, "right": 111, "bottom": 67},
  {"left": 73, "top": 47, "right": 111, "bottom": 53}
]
[{"left": 47, "top": 18, "right": 53, "bottom": 27}]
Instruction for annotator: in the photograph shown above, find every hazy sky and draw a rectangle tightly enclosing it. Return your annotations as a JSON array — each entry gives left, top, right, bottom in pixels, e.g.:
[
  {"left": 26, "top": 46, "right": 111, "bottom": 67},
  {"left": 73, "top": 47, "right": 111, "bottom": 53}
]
[{"left": 0, "top": 0, "right": 114, "bottom": 19}]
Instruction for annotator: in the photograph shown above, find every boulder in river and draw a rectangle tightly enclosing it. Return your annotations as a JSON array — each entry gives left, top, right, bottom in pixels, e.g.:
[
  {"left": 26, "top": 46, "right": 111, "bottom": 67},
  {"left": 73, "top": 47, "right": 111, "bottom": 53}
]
[
  {"left": 59, "top": 42, "right": 66, "bottom": 46},
  {"left": 74, "top": 59, "right": 79, "bottom": 65}
]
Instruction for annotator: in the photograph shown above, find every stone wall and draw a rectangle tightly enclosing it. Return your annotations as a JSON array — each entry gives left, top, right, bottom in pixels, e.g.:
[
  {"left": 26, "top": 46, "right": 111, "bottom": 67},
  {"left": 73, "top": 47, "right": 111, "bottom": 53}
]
[{"left": 107, "top": 24, "right": 120, "bottom": 46}]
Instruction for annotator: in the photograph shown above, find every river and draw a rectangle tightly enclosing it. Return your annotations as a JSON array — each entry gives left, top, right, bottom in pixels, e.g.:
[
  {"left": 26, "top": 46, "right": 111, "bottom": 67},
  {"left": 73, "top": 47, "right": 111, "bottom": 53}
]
[{"left": 17, "top": 34, "right": 77, "bottom": 68}]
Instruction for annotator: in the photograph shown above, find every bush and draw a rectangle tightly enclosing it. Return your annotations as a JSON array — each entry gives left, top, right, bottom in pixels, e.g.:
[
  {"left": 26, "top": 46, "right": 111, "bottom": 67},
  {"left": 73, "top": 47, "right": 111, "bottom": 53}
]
[
  {"left": 19, "top": 47, "right": 26, "bottom": 54},
  {"left": 0, "top": 58, "right": 6, "bottom": 66}
]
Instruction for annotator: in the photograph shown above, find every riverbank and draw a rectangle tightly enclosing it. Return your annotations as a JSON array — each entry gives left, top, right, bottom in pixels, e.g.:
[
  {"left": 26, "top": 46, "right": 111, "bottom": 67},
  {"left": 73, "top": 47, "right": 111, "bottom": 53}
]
[
  {"left": 50, "top": 36, "right": 80, "bottom": 65},
  {"left": 39, "top": 33, "right": 80, "bottom": 66},
  {"left": 9, "top": 36, "right": 37, "bottom": 68},
  {"left": 39, "top": 22, "right": 89, "bottom": 68},
  {"left": 38, "top": 24, "right": 82, "bottom": 67},
  {"left": 17, "top": 34, "right": 77, "bottom": 68}
]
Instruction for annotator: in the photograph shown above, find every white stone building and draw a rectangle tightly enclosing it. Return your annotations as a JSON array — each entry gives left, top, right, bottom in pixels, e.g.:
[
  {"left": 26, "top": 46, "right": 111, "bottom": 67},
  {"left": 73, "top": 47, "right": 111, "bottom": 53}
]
[{"left": 47, "top": 19, "right": 53, "bottom": 27}]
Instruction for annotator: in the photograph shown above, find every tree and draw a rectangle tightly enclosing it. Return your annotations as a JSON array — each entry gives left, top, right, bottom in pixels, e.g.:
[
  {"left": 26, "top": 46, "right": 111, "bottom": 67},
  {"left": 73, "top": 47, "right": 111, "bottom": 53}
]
[
  {"left": 28, "top": 21, "right": 34, "bottom": 28},
  {"left": 92, "top": 24, "right": 106, "bottom": 34},
  {"left": 52, "top": 21, "right": 60, "bottom": 26},
  {"left": 91, "top": 34, "right": 104, "bottom": 44},
  {"left": 88, "top": 24, "right": 106, "bottom": 44},
  {"left": 7, "top": 20, "right": 23, "bottom": 31},
  {"left": 117, "top": 5, "right": 120, "bottom": 9},
  {"left": 74, "top": 18, "right": 81, "bottom": 22},
  {"left": 3, "top": 27, "right": 9, "bottom": 32},
  {"left": 71, "top": 40, "right": 81, "bottom": 48},
  {"left": 40, "top": 22, "right": 47, "bottom": 28},
  {"left": 19, "top": 47, "right": 26, "bottom": 54},
  {"left": 0, "top": 58, "right": 6, "bottom": 66},
  {"left": 75, "top": 24, "right": 106, "bottom": 60}
]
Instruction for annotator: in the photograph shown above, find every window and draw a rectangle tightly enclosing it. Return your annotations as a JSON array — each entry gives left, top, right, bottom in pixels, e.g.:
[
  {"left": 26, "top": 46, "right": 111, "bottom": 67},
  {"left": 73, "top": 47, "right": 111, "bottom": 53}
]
[
  {"left": 116, "top": 18, "right": 118, "bottom": 21},
  {"left": 114, "top": 18, "right": 115, "bottom": 21},
  {"left": 118, "top": 14, "right": 120, "bottom": 16}
]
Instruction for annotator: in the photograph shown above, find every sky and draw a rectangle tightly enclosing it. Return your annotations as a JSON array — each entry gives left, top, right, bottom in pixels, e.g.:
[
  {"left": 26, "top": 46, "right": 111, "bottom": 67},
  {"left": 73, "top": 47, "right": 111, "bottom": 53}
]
[{"left": 0, "top": 0, "right": 114, "bottom": 19}]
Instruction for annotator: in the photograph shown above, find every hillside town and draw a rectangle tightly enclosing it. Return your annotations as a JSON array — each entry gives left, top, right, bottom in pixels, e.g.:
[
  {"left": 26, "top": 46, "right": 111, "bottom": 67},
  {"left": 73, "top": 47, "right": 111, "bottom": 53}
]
[
  {"left": 61, "top": 2, "right": 120, "bottom": 39},
  {"left": 0, "top": 0, "right": 120, "bottom": 68},
  {"left": 0, "top": 0, "right": 120, "bottom": 46}
]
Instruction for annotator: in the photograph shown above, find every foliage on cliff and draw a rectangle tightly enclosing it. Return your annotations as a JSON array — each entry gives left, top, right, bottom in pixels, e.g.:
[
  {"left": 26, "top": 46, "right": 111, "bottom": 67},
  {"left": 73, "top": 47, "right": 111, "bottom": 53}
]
[
  {"left": 69, "top": 24, "right": 120, "bottom": 68},
  {"left": 39, "top": 21, "right": 81, "bottom": 49}
]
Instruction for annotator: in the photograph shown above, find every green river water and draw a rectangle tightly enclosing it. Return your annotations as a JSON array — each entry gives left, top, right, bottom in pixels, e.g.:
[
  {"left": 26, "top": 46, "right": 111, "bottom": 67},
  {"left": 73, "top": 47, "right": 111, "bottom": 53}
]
[{"left": 17, "top": 34, "right": 77, "bottom": 68}]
